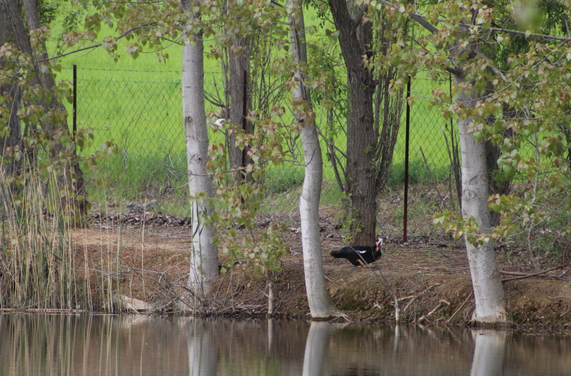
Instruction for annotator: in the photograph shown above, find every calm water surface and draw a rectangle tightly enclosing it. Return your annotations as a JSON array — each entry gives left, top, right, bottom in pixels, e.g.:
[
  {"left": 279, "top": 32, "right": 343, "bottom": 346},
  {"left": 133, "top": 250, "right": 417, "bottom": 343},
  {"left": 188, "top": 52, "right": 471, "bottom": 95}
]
[{"left": 0, "top": 314, "right": 570, "bottom": 375}]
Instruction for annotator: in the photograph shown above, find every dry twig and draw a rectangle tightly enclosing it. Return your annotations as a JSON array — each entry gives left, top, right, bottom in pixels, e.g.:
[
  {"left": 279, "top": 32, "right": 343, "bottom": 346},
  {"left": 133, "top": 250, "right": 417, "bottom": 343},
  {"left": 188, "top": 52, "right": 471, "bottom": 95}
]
[{"left": 500, "top": 265, "right": 568, "bottom": 282}]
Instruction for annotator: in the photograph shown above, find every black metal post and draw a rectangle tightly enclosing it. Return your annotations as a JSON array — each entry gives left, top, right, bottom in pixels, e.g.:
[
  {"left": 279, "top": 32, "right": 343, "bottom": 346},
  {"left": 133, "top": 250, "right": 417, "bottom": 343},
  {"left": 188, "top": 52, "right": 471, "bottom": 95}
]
[
  {"left": 241, "top": 69, "right": 248, "bottom": 180},
  {"left": 403, "top": 76, "right": 411, "bottom": 243},
  {"left": 450, "top": 74, "right": 462, "bottom": 211},
  {"left": 73, "top": 65, "right": 77, "bottom": 140}
]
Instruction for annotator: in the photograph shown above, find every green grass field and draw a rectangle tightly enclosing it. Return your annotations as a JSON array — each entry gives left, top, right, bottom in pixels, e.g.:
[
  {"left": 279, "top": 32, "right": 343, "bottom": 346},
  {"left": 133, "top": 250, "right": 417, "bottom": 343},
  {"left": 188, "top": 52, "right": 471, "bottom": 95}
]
[{"left": 46, "top": 3, "right": 459, "bottom": 214}]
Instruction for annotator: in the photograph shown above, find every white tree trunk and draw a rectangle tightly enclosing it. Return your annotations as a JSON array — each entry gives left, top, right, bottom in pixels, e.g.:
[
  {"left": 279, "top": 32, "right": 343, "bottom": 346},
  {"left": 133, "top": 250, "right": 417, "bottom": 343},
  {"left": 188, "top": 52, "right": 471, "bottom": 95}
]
[
  {"left": 288, "top": 0, "right": 337, "bottom": 319},
  {"left": 456, "top": 79, "right": 507, "bottom": 324},
  {"left": 182, "top": 4, "right": 219, "bottom": 299}
]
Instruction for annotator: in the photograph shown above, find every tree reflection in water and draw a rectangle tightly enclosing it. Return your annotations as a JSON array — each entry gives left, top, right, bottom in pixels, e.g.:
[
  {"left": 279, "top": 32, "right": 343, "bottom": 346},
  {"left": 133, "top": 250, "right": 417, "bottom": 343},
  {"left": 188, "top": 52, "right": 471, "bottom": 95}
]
[
  {"left": 302, "top": 321, "right": 337, "bottom": 376},
  {"left": 0, "top": 314, "right": 570, "bottom": 375},
  {"left": 470, "top": 330, "right": 506, "bottom": 376},
  {"left": 181, "top": 318, "right": 218, "bottom": 376}
]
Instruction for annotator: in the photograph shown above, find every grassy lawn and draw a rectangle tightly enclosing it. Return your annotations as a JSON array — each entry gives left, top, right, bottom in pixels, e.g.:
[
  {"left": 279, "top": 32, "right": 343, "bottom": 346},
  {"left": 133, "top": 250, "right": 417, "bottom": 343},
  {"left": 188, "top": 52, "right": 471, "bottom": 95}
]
[
  {"left": 46, "top": 3, "right": 460, "bottom": 215},
  {"left": 60, "top": 71, "right": 456, "bottom": 213}
]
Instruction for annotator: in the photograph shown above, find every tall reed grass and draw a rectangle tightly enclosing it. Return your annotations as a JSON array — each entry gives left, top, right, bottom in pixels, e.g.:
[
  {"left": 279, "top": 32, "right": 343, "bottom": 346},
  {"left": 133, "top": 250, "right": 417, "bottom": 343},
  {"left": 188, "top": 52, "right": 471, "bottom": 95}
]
[{"left": 0, "top": 162, "right": 114, "bottom": 311}]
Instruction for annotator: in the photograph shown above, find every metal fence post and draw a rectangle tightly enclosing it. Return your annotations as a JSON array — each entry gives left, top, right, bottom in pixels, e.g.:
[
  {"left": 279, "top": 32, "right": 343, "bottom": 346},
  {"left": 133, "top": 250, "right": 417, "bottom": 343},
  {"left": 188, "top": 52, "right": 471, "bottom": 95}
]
[{"left": 403, "top": 76, "right": 411, "bottom": 243}]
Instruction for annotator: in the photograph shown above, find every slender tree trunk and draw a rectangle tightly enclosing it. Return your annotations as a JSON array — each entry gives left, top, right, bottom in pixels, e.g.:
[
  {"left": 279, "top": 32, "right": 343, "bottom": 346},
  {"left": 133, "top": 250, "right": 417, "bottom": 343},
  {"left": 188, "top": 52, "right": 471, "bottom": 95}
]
[
  {"left": 0, "top": 1, "right": 23, "bottom": 178},
  {"left": 329, "top": 0, "right": 378, "bottom": 246},
  {"left": 374, "top": 54, "right": 403, "bottom": 188},
  {"left": 401, "top": 10, "right": 507, "bottom": 325},
  {"left": 0, "top": 1, "right": 9, "bottom": 43},
  {"left": 2, "top": 0, "right": 89, "bottom": 225},
  {"left": 0, "top": 85, "right": 22, "bottom": 175},
  {"left": 182, "top": 1, "right": 219, "bottom": 300},
  {"left": 227, "top": 36, "right": 252, "bottom": 181},
  {"left": 1, "top": 0, "right": 33, "bottom": 57},
  {"left": 456, "top": 77, "right": 507, "bottom": 324},
  {"left": 288, "top": 0, "right": 337, "bottom": 318},
  {"left": 485, "top": 104, "right": 513, "bottom": 225},
  {"left": 22, "top": 0, "right": 41, "bottom": 33}
]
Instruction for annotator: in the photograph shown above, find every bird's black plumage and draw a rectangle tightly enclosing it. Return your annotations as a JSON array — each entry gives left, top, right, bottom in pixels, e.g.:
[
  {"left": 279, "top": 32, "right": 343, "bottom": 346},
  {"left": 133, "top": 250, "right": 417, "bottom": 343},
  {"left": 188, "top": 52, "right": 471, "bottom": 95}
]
[{"left": 330, "top": 238, "right": 383, "bottom": 266}]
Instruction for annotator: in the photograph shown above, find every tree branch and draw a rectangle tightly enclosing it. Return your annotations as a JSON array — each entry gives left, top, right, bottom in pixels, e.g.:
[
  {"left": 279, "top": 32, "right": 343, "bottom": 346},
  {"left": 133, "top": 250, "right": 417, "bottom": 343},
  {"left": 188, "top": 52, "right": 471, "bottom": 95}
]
[
  {"left": 378, "top": 0, "right": 571, "bottom": 42},
  {"left": 500, "top": 265, "right": 568, "bottom": 282},
  {"left": 38, "top": 25, "right": 149, "bottom": 63}
]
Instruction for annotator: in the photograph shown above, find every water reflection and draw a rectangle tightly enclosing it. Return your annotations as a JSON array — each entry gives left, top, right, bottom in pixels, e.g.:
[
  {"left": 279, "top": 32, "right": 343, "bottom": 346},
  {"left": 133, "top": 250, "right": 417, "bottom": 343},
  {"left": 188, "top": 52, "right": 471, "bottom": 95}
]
[
  {"left": 470, "top": 330, "right": 505, "bottom": 376},
  {"left": 302, "top": 321, "right": 336, "bottom": 376},
  {"left": 0, "top": 314, "right": 570, "bottom": 375},
  {"left": 185, "top": 319, "right": 218, "bottom": 376}
]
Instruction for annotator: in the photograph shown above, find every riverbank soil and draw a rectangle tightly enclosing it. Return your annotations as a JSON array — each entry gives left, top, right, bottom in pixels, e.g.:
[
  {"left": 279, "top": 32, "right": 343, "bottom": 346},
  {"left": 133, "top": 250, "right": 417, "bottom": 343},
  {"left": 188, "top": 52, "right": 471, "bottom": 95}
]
[{"left": 73, "top": 189, "right": 571, "bottom": 331}]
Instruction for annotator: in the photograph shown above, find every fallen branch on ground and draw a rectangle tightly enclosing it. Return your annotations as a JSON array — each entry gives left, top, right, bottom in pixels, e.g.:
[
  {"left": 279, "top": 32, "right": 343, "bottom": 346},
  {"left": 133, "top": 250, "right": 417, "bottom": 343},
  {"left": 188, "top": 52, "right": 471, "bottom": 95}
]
[
  {"left": 500, "top": 265, "right": 569, "bottom": 282},
  {"left": 403, "top": 283, "right": 440, "bottom": 312},
  {"left": 417, "top": 299, "right": 450, "bottom": 324},
  {"left": 447, "top": 291, "right": 473, "bottom": 324}
]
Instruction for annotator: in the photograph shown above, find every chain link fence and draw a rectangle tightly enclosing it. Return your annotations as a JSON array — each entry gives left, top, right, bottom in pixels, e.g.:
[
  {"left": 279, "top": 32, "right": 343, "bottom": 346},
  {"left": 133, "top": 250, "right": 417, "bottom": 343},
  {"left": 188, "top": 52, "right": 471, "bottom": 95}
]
[{"left": 70, "top": 67, "right": 458, "bottom": 212}]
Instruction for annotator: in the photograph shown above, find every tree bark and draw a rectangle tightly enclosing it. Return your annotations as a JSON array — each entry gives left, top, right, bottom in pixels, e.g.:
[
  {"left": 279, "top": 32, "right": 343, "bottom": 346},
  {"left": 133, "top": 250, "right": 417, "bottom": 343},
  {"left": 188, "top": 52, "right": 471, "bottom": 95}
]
[
  {"left": 329, "top": 0, "right": 378, "bottom": 246},
  {"left": 288, "top": 0, "right": 337, "bottom": 318},
  {"left": 373, "top": 19, "right": 404, "bottom": 188},
  {"left": 0, "top": 0, "right": 23, "bottom": 178},
  {"left": 22, "top": 0, "right": 41, "bottom": 32},
  {"left": 1, "top": 0, "right": 33, "bottom": 56},
  {"left": 456, "top": 77, "right": 507, "bottom": 324},
  {"left": 485, "top": 104, "right": 513, "bottom": 225},
  {"left": 182, "top": 1, "right": 219, "bottom": 300},
  {"left": 227, "top": 36, "right": 252, "bottom": 181}
]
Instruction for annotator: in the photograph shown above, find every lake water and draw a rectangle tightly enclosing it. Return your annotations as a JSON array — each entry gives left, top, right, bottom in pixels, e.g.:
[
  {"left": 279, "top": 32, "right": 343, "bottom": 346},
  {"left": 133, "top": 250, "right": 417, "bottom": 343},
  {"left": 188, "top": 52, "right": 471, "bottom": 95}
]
[{"left": 0, "top": 314, "right": 570, "bottom": 376}]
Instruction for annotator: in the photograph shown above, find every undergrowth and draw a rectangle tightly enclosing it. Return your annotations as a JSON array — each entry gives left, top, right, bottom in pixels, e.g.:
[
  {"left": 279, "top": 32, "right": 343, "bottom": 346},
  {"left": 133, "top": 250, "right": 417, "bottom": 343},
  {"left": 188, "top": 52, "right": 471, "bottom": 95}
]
[
  {"left": 0, "top": 168, "right": 112, "bottom": 311},
  {"left": 84, "top": 151, "right": 571, "bottom": 265}
]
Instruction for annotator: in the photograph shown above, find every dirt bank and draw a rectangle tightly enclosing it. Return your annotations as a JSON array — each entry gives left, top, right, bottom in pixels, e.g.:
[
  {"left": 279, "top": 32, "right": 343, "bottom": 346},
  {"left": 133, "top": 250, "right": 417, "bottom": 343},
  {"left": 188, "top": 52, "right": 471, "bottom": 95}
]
[{"left": 72, "top": 208, "right": 571, "bottom": 333}]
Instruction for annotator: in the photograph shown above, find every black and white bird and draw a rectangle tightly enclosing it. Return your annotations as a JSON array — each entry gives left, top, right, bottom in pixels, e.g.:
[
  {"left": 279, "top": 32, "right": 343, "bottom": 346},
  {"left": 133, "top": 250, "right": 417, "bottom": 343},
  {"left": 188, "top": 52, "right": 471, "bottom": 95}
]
[{"left": 330, "top": 237, "right": 383, "bottom": 266}]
